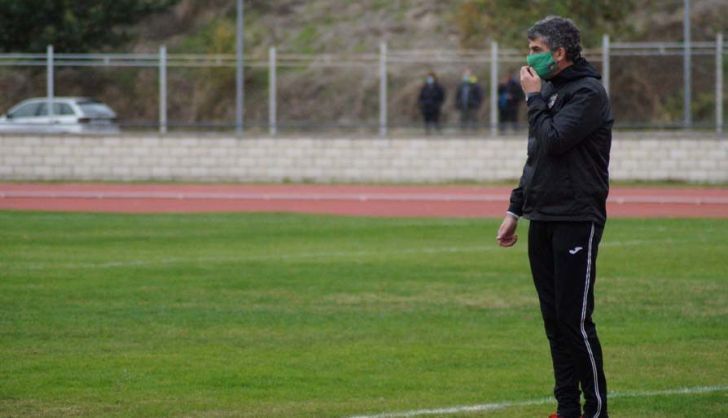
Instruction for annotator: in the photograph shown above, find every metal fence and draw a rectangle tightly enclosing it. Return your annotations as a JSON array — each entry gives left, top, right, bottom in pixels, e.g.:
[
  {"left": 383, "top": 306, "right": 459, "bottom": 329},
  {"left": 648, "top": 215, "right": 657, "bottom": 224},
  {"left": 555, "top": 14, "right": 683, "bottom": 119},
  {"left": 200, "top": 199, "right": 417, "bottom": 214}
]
[{"left": 0, "top": 34, "right": 725, "bottom": 135}]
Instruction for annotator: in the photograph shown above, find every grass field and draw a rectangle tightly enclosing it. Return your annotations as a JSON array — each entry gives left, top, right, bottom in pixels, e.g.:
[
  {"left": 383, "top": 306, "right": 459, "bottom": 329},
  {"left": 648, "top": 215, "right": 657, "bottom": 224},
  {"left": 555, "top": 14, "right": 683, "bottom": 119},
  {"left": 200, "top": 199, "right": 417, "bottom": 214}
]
[{"left": 1, "top": 212, "right": 726, "bottom": 417}]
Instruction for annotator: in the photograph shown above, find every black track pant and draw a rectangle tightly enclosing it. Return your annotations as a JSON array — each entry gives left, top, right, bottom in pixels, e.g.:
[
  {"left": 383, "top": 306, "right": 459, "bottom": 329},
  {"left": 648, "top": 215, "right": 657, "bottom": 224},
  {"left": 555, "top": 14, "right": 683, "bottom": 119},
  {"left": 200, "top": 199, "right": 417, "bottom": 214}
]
[{"left": 528, "top": 221, "right": 608, "bottom": 418}]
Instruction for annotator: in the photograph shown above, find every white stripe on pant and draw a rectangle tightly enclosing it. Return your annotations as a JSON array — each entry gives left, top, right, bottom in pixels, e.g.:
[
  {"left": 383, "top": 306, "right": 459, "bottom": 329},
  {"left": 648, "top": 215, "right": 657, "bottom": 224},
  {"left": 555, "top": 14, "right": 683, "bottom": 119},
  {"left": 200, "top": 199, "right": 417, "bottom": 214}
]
[{"left": 580, "top": 222, "right": 602, "bottom": 418}]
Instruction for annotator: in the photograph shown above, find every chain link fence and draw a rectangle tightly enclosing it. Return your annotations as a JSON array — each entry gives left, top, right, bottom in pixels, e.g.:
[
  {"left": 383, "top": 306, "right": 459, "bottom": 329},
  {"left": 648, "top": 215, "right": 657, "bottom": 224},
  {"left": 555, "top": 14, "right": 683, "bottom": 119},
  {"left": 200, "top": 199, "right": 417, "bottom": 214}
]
[{"left": 0, "top": 34, "right": 724, "bottom": 135}]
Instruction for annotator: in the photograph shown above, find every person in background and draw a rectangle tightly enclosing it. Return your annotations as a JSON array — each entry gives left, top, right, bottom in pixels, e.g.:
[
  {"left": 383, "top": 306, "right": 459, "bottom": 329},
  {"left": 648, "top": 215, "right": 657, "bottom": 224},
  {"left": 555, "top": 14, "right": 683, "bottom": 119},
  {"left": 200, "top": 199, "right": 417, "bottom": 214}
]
[
  {"left": 455, "top": 68, "right": 483, "bottom": 131},
  {"left": 418, "top": 71, "right": 446, "bottom": 133},
  {"left": 497, "top": 73, "right": 525, "bottom": 132}
]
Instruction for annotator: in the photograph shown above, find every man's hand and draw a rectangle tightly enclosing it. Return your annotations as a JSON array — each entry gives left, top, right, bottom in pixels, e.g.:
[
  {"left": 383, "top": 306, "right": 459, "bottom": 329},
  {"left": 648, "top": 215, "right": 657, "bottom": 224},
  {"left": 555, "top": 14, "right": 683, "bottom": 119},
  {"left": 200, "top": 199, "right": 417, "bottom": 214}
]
[
  {"left": 496, "top": 214, "right": 519, "bottom": 247},
  {"left": 520, "top": 66, "right": 541, "bottom": 94}
]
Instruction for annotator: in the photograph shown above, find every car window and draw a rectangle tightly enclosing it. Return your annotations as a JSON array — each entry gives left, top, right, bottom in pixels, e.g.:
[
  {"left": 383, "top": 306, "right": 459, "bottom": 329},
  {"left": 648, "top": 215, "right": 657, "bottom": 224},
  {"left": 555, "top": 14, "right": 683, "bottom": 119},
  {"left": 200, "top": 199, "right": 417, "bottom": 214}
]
[
  {"left": 77, "top": 101, "right": 115, "bottom": 118},
  {"left": 37, "top": 102, "right": 76, "bottom": 116},
  {"left": 9, "top": 102, "right": 41, "bottom": 118},
  {"left": 58, "top": 103, "right": 75, "bottom": 115}
]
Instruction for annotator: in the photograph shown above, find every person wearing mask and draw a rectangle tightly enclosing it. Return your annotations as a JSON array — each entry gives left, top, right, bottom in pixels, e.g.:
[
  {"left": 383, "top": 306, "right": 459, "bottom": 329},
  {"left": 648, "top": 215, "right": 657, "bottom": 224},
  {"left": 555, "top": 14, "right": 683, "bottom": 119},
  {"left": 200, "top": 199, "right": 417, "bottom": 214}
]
[
  {"left": 496, "top": 16, "right": 613, "bottom": 418},
  {"left": 418, "top": 71, "right": 446, "bottom": 133},
  {"left": 455, "top": 68, "right": 483, "bottom": 131}
]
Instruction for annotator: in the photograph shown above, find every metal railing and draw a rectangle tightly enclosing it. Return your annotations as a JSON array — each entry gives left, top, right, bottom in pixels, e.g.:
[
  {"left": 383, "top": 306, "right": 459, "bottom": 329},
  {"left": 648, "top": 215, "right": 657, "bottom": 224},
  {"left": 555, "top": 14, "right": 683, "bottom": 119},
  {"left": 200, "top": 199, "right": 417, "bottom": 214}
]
[{"left": 0, "top": 34, "right": 725, "bottom": 135}]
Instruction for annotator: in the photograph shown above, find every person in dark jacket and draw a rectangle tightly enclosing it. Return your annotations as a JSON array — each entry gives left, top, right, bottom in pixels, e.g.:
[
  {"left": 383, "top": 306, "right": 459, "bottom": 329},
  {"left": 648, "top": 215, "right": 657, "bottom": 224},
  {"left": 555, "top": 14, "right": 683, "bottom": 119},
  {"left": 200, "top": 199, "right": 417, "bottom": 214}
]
[
  {"left": 418, "top": 71, "right": 446, "bottom": 133},
  {"left": 496, "top": 16, "right": 613, "bottom": 418},
  {"left": 455, "top": 68, "right": 483, "bottom": 131},
  {"left": 497, "top": 73, "right": 525, "bottom": 132}
]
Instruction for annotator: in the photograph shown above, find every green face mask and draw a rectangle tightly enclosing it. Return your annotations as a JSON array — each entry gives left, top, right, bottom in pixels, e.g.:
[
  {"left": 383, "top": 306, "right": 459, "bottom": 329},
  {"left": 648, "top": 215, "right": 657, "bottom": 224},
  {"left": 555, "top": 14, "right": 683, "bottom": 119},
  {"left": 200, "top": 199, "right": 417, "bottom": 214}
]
[{"left": 527, "top": 51, "right": 558, "bottom": 79}]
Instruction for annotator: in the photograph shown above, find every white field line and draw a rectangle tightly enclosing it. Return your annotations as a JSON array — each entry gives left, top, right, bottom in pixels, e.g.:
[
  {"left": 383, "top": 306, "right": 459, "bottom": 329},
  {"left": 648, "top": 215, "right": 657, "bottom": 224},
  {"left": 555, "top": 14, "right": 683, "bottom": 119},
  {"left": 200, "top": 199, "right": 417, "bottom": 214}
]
[
  {"left": 2, "top": 238, "right": 670, "bottom": 271},
  {"left": 347, "top": 385, "right": 728, "bottom": 418},
  {"left": 1, "top": 190, "right": 727, "bottom": 205}
]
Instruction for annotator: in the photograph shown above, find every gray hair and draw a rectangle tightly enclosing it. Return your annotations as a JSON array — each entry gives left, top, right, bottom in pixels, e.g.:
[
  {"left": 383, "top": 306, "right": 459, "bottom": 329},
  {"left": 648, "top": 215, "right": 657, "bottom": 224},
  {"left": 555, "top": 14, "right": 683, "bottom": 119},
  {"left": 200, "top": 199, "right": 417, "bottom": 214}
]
[{"left": 527, "top": 16, "right": 582, "bottom": 62}]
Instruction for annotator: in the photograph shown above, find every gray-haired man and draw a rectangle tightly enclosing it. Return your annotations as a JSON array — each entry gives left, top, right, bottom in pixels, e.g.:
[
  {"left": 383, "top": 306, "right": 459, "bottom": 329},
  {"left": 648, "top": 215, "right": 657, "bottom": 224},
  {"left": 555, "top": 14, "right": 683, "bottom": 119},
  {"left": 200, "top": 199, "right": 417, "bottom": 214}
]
[{"left": 496, "top": 16, "right": 613, "bottom": 418}]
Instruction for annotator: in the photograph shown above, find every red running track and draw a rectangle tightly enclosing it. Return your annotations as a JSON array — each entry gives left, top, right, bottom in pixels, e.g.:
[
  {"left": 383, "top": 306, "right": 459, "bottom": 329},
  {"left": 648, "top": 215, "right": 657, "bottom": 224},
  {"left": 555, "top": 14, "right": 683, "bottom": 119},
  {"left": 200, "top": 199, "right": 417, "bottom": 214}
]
[{"left": 0, "top": 183, "right": 726, "bottom": 218}]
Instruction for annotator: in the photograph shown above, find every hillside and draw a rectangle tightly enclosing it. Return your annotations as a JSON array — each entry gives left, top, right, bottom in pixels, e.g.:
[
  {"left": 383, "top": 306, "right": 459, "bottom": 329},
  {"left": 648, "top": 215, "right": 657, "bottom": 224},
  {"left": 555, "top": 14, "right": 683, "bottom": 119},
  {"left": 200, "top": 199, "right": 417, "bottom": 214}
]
[{"left": 1, "top": 0, "right": 726, "bottom": 130}]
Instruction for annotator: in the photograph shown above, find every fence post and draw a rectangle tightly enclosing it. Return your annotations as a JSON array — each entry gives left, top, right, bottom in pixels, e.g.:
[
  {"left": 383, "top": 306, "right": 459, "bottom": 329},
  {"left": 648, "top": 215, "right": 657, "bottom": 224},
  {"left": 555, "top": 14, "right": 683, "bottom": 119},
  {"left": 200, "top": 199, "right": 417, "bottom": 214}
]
[
  {"left": 269, "top": 47, "right": 277, "bottom": 136},
  {"left": 159, "top": 45, "right": 167, "bottom": 134},
  {"left": 602, "top": 34, "right": 610, "bottom": 97},
  {"left": 683, "top": 0, "right": 692, "bottom": 128},
  {"left": 717, "top": 33, "right": 723, "bottom": 134},
  {"left": 46, "top": 45, "right": 54, "bottom": 118},
  {"left": 490, "top": 41, "right": 498, "bottom": 137},
  {"left": 379, "top": 41, "right": 388, "bottom": 137},
  {"left": 235, "top": 0, "right": 244, "bottom": 136}
]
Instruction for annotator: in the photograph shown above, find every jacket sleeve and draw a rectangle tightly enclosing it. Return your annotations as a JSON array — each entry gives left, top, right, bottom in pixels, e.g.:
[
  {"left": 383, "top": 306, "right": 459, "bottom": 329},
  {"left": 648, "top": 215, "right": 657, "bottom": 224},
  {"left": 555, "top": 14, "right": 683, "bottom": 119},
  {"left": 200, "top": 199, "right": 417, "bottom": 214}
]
[
  {"left": 528, "top": 85, "right": 604, "bottom": 155},
  {"left": 507, "top": 165, "right": 526, "bottom": 217}
]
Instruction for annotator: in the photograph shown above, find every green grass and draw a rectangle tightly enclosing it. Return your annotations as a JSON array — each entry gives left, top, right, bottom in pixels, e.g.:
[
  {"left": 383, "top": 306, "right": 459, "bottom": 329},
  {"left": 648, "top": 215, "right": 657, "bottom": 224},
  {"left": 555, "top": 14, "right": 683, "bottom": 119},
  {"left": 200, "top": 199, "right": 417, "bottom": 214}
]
[{"left": 0, "top": 212, "right": 726, "bottom": 417}]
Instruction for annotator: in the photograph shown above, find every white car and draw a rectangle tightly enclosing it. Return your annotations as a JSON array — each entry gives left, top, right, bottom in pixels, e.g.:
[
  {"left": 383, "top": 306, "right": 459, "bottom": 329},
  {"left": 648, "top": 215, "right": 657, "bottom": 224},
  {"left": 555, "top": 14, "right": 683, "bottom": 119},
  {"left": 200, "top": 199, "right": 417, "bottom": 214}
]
[{"left": 0, "top": 97, "right": 120, "bottom": 134}]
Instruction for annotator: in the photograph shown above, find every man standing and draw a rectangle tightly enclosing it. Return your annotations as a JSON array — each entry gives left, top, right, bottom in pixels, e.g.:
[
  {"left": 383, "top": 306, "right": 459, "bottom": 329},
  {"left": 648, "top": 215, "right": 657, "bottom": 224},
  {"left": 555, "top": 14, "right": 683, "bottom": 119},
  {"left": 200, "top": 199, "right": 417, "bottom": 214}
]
[
  {"left": 496, "top": 16, "right": 613, "bottom": 418},
  {"left": 455, "top": 68, "right": 483, "bottom": 131},
  {"left": 418, "top": 71, "right": 446, "bottom": 134}
]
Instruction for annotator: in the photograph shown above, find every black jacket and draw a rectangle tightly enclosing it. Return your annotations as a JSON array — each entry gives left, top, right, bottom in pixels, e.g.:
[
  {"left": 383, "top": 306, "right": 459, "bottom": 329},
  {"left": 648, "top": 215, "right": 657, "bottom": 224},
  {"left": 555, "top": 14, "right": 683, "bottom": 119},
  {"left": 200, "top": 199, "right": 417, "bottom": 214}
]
[
  {"left": 418, "top": 82, "right": 445, "bottom": 113},
  {"left": 508, "top": 58, "right": 613, "bottom": 225},
  {"left": 497, "top": 79, "right": 524, "bottom": 111},
  {"left": 455, "top": 81, "right": 483, "bottom": 111}
]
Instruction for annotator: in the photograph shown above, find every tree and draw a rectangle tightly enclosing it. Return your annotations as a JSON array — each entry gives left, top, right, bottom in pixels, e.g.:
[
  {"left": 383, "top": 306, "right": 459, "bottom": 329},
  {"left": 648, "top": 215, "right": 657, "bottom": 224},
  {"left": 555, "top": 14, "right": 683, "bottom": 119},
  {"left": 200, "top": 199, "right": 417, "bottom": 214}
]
[{"left": 0, "top": 0, "right": 178, "bottom": 52}]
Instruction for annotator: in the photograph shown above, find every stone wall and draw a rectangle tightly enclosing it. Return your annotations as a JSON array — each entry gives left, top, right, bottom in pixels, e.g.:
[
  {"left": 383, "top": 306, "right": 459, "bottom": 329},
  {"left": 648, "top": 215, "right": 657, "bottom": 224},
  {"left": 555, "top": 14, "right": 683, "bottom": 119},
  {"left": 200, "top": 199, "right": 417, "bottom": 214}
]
[{"left": 0, "top": 133, "right": 725, "bottom": 183}]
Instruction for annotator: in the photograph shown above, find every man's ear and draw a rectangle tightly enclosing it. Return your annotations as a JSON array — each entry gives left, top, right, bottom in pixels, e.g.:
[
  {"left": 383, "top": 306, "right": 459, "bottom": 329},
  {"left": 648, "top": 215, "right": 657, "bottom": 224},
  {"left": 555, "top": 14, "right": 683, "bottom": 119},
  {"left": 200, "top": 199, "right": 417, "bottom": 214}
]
[{"left": 554, "top": 47, "right": 566, "bottom": 63}]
